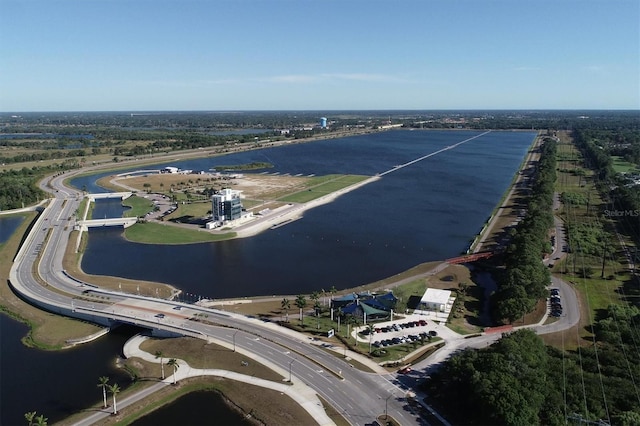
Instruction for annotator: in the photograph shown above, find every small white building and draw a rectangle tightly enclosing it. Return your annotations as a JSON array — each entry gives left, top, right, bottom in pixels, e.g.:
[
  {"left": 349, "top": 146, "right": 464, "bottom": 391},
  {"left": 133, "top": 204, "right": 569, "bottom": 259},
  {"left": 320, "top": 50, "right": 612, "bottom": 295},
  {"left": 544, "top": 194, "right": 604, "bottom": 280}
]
[
  {"left": 419, "top": 288, "right": 452, "bottom": 312},
  {"left": 163, "top": 166, "right": 179, "bottom": 174}
]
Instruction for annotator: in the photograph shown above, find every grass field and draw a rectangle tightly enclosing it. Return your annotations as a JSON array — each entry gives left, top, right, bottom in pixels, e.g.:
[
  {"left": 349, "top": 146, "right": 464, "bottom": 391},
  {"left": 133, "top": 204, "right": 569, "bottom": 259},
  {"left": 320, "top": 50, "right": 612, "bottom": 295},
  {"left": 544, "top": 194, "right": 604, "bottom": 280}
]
[
  {"left": 124, "top": 221, "right": 236, "bottom": 244},
  {"left": 163, "top": 201, "right": 210, "bottom": 221},
  {"left": 545, "top": 131, "right": 630, "bottom": 348},
  {"left": 611, "top": 155, "right": 640, "bottom": 174},
  {"left": 277, "top": 174, "right": 369, "bottom": 203},
  {"left": 122, "top": 195, "right": 155, "bottom": 218}
]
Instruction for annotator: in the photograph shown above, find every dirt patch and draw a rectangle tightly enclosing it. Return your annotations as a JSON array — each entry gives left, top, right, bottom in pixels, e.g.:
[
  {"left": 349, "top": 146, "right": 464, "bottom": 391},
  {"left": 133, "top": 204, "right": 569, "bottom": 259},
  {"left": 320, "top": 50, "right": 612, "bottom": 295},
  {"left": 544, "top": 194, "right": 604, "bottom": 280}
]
[{"left": 111, "top": 172, "right": 311, "bottom": 201}]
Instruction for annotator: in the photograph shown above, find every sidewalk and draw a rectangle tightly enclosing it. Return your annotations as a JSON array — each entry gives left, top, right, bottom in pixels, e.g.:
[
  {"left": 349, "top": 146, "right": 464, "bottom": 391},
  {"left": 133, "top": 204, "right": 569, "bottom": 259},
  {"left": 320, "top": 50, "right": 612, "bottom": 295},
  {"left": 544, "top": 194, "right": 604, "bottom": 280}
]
[{"left": 121, "top": 334, "right": 335, "bottom": 426}]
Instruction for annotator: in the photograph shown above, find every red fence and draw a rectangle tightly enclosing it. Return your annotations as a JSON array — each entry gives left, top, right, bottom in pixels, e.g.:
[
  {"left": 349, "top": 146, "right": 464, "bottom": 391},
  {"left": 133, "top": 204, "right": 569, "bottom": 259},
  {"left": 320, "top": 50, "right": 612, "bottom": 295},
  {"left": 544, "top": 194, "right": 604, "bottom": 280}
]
[{"left": 445, "top": 251, "right": 494, "bottom": 264}]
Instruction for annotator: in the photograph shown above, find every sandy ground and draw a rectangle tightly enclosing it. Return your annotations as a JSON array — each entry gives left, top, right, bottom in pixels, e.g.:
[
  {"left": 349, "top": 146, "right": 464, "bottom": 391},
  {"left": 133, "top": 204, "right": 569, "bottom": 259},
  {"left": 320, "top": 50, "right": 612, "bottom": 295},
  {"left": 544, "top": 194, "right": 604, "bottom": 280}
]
[{"left": 116, "top": 172, "right": 311, "bottom": 201}]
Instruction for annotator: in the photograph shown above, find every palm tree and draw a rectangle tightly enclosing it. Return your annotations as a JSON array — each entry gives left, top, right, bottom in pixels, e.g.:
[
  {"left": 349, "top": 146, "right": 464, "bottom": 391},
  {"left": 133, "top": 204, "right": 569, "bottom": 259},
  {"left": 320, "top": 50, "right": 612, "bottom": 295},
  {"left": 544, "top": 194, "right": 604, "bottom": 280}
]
[
  {"left": 167, "top": 358, "right": 179, "bottom": 385},
  {"left": 155, "top": 350, "right": 165, "bottom": 379},
  {"left": 280, "top": 298, "right": 290, "bottom": 322},
  {"left": 24, "top": 411, "right": 36, "bottom": 426},
  {"left": 310, "top": 291, "right": 320, "bottom": 314},
  {"left": 295, "top": 295, "right": 307, "bottom": 324},
  {"left": 108, "top": 383, "right": 121, "bottom": 415},
  {"left": 97, "top": 376, "right": 109, "bottom": 408},
  {"left": 329, "top": 286, "right": 337, "bottom": 320},
  {"left": 34, "top": 414, "right": 47, "bottom": 426},
  {"left": 310, "top": 291, "right": 321, "bottom": 329}
]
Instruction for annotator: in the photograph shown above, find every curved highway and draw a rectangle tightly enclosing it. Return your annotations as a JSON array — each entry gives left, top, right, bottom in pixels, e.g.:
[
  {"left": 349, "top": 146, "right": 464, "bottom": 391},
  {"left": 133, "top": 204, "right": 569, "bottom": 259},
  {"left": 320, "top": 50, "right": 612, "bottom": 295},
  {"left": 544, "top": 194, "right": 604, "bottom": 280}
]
[{"left": 10, "top": 167, "right": 581, "bottom": 426}]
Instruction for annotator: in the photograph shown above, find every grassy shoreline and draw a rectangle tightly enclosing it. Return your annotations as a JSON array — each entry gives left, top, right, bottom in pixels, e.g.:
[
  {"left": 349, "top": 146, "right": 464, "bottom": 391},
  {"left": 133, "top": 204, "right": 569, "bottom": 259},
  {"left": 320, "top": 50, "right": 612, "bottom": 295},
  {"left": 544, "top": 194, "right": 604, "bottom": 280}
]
[{"left": 1, "top": 127, "right": 546, "bottom": 425}]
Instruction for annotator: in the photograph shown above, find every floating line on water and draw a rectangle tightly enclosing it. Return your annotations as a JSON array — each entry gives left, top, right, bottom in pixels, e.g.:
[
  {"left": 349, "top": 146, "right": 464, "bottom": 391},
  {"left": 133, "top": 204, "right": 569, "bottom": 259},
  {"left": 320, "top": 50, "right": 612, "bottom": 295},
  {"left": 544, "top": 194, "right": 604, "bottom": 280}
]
[{"left": 378, "top": 130, "right": 493, "bottom": 177}]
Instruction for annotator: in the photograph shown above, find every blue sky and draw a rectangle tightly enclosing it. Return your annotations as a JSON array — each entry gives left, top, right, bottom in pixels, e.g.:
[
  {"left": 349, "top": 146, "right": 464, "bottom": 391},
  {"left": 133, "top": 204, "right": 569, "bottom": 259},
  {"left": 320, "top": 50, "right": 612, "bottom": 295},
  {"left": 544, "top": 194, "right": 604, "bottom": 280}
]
[{"left": 1, "top": 0, "right": 638, "bottom": 111}]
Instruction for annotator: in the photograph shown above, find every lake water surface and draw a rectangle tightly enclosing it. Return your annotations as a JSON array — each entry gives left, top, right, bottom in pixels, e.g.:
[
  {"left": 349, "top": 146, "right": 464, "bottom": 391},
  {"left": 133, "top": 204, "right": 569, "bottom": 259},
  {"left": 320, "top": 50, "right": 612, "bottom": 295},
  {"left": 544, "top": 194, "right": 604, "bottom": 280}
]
[
  {"left": 1, "top": 130, "right": 535, "bottom": 424},
  {"left": 78, "top": 130, "right": 535, "bottom": 299}
]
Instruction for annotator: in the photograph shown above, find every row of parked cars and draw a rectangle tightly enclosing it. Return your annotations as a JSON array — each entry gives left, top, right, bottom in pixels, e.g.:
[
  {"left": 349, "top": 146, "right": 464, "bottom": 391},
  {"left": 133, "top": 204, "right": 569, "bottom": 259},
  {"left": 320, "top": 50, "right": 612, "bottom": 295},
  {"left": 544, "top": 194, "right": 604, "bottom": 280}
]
[
  {"left": 360, "top": 319, "right": 429, "bottom": 336},
  {"left": 372, "top": 330, "right": 438, "bottom": 348},
  {"left": 549, "top": 288, "right": 562, "bottom": 317}
]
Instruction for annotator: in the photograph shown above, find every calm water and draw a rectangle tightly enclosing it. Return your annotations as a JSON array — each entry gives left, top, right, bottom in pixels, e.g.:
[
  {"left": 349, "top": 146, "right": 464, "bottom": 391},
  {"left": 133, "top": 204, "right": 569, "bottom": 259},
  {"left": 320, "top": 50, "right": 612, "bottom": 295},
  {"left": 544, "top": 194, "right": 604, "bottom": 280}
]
[
  {"left": 0, "top": 130, "right": 535, "bottom": 424},
  {"left": 0, "top": 316, "right": 137, "bottom": 425},
  {"left": 0, "top": 215, "right": 24, "bottom": 244},
  {"left": 78, "top": 130, "right": 535, "bottom": 299},
  {"left": 131, "top": 390, "right": 253, "bottom": 426},
  {"left": 92, "top": 198, "right": 131, "bottom": 220}
]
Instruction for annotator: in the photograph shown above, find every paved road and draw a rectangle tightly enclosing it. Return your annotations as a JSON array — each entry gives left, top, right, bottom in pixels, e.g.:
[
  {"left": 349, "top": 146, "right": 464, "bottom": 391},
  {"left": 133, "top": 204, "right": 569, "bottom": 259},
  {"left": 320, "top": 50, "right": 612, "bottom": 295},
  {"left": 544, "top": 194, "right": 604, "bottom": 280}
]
[{"left": 9, "top": 155, "right": 582, "bottom": 425}]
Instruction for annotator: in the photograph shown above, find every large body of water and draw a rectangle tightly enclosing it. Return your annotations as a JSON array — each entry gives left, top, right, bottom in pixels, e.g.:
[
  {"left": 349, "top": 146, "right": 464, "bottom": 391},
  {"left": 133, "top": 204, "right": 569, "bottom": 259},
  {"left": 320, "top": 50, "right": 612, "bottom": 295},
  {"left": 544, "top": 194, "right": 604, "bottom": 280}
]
[
  {"left": 79, "top": 130, "right": 535, "bottom": 299},
  {"left": 0, "top": 130, "right": 534, "bottom": 424},
  {"left": 0, "top": 316, "right": 137, "bottom": 425}
]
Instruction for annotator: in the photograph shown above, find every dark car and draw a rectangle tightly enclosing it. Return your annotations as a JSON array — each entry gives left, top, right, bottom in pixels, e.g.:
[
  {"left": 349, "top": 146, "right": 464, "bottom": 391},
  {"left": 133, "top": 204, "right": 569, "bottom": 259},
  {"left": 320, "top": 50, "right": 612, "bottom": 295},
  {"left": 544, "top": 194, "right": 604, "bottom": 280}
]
[
  {"left": 398, "top": 367, "right": 412, "bottom": 374},
  {"left": 428, "top": 330, "right": 438, "bottom": 337}
]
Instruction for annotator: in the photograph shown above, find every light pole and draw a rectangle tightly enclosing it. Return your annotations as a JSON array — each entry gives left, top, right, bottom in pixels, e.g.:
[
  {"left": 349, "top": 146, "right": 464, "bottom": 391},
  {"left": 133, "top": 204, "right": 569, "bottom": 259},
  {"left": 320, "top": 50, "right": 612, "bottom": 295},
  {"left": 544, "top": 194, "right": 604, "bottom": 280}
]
[
  {"left": 288, "top": 359, "right": 295, "bottom": 383},
  {"left": 233, "top": 330, "right": 239, "bottom": 352},
  {"left": 385, "top": 394, "right": 392, "bottom": 420}
]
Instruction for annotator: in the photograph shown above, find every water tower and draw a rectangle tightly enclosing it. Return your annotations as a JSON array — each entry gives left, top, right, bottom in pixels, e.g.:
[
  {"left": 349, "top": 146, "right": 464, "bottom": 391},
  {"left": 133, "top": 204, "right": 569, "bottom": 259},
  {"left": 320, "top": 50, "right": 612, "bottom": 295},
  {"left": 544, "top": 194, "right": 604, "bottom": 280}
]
[{"left": 320, "top": 117, "right": 327, "bottom": 128}]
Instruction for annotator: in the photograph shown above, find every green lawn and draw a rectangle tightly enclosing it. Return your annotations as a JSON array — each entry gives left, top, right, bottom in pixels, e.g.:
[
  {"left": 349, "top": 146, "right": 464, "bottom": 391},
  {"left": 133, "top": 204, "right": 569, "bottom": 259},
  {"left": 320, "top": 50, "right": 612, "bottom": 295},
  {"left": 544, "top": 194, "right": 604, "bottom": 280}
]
[
  {"left": 611, "top": 155, "right": 640, "bottom": 174},
  {"left": 165, "top": 201, "right": 211, "bottom": 221},
  {"left": 278, "top": 175, "right": 369, "bottom": 203},
  {"left": 554, "top": 138, "right": 629, "bottom": 322},
  {"left": 123, "top": 195, "right": 155, "bottom": 218},
  {"left": 124, "top": 222, "right": 235, "bottom": 244}
]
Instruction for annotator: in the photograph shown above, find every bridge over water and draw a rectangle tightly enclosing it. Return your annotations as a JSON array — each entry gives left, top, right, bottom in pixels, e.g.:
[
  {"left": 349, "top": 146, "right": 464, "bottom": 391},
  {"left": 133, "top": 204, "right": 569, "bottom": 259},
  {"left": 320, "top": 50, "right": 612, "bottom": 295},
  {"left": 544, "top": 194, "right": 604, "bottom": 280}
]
[
  {"left": 86, "top": 191, "right": 133, "bottom": 201},
  {"left": 76, "top": 217, "right": 138, "bottom": 231}
]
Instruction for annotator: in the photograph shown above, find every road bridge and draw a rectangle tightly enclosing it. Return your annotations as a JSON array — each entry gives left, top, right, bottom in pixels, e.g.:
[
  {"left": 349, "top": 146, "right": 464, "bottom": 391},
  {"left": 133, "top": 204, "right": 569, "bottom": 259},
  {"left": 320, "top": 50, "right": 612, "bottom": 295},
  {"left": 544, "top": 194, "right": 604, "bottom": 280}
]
[
  {"left": 77, "top": 217, "right": 138, "bottom": 230},
  {"left": 86, "top": 191, "right": 133, "bottom": 201}
]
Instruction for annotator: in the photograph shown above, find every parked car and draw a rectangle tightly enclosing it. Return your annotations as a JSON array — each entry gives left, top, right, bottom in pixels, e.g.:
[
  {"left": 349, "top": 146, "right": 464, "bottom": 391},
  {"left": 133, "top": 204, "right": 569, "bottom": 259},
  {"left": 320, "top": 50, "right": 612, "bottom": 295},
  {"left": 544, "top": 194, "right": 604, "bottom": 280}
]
[
  {"left": 428, "top": 330, "right": 438, "bottom": 337},
  {"left": 398, "top": 367, "right": 412, "bottom": 374}
]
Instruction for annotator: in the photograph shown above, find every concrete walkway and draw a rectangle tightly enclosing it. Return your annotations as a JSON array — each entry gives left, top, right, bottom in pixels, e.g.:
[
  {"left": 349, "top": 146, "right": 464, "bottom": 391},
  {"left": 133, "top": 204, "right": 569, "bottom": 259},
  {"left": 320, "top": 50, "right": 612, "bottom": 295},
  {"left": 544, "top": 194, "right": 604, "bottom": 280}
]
[{"left": 119, "top": 334, "right": 335, "bottom": 426}]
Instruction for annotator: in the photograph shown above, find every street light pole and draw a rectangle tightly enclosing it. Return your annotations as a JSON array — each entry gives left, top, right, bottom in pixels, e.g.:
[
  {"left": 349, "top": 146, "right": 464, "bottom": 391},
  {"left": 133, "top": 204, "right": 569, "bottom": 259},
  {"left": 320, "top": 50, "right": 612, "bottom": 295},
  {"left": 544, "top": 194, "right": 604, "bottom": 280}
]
[
  {"left": 288, "top": 359, "right": 295, "bottom": 383},
  {"left": 385, "top": 395, "right": 391, "bottom": 420},
  {"left": 233, "top": 330, "right": 238, "bottom": 352}
]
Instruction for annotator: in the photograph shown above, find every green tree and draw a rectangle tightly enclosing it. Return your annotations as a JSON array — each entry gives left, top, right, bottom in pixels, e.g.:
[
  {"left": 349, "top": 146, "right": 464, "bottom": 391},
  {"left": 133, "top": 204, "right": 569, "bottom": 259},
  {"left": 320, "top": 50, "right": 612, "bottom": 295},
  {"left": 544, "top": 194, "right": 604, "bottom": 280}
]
[
  {"left": 24, "top": 411, "right": 36, "bottom": 426},
  {"left": 280, "top": 298, "right": 290, "bottom": 322},
  {"left": 167, "top": 358, "right": 179, "bottom": 385},
  {"left": 108, "top": 383, "right": 121, "bottom": 415},
  {"left": 311, "top": 291, "right": 321, "bottom": 329},
  {"left": 97, "top": 376, "right": 109, "bottom": 409},
  {"left": 155, "top": 350, "right": 165, "bottom": 379},
  {"left": 34, "top": 414, "right": 47, "bottom": 426},
  {"left": 295, "top": 295, "right": 307, "bottom": 323}
]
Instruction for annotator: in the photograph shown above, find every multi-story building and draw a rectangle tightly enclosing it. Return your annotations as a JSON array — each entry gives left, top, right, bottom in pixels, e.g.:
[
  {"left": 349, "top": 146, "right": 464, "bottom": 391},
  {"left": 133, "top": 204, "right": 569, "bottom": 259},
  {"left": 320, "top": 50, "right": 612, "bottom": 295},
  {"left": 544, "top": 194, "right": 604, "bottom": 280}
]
[{"left": 211, "top": 188, "right": 243, "bottom": 222}]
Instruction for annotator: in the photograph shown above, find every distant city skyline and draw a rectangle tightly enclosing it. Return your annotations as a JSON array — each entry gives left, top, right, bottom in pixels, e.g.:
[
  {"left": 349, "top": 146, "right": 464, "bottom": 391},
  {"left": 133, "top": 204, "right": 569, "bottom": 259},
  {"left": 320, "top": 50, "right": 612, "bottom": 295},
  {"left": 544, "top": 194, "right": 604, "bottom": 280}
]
[{"left": 1, "top": 0, "right": 638, "bottom": 112}]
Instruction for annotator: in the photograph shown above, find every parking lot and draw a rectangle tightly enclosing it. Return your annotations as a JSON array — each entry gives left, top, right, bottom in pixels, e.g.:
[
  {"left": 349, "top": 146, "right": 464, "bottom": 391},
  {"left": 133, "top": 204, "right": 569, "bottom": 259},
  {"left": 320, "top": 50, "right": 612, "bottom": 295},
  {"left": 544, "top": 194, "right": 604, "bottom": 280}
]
[{"left": 354, "top": 317, "right": 439, "bottom": 349}]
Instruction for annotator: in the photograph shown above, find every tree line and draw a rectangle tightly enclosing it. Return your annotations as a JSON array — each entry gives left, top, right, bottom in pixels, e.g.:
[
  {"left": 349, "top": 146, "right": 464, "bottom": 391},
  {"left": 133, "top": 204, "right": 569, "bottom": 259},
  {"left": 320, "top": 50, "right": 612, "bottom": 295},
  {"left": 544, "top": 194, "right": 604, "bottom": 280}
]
[
  {"left": 421, "top": 318, "right": 640, "bottom": 426},
  {"left": 0, "top": 168, "right": 46, "bottom": 210},
  {"left": 492, "top": 138, "right": 557, "bottom": 323}
]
